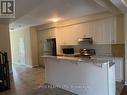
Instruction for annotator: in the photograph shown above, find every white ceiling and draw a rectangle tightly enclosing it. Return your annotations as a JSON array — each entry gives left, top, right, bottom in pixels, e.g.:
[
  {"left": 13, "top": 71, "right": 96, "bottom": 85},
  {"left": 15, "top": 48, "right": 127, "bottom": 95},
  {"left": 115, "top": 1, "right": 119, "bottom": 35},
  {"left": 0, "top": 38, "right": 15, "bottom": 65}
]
[{"left": 10, "top": 0, "right": 107, "bottom": 29}]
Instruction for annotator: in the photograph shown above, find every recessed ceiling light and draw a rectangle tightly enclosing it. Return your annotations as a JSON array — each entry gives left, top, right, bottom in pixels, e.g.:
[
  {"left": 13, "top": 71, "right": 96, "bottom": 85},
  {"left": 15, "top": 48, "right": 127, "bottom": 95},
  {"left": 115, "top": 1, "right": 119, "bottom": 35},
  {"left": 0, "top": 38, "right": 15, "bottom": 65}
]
[
  {"left": 48, "top": 17, "right": 61, "bottom": 22},
  {"left": 51, "top": 18, "right": 59, "bottom": 22}
]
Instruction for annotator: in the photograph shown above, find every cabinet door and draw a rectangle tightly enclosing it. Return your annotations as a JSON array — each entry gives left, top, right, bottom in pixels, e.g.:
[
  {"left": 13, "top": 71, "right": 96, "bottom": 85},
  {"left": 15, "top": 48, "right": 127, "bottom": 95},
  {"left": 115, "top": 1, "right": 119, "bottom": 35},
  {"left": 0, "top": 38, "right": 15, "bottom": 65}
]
[
  {"left": 56, "top": 16, "right": 116, "bottom": 45},
  {"left": 108, "top": 64, "right": 116, "bottom": 95},
  {"left": 114, "top": 58, "right": 124, "bottom": 81},
  {"left": 92, "top": 17, "right": 116, "bottom": 44},
  {"left": 56, "top": 22, "right": 93, "bottom": 45}
]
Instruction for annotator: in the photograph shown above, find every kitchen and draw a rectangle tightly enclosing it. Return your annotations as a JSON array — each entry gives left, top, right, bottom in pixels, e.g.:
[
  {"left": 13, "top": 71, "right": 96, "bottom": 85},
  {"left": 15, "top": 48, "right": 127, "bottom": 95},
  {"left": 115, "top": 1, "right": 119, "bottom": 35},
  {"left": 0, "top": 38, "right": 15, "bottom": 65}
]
[
  {"left": 33, "top": 11, "right": 124, "bottom": 95},
  {"left": 8, "top": 0, "right": 125, "bottom": 95},
  {"left": 36, "top": 12, "right": 124, "bottom": 62}
]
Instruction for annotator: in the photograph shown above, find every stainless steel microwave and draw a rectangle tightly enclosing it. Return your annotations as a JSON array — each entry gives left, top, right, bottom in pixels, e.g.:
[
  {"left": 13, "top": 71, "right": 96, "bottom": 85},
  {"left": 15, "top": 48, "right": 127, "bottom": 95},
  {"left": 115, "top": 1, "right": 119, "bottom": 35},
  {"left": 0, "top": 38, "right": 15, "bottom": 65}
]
[
  {"left": 78, "top": 37, "right": 93, "bottom": 44},
  {"left": 62, "top": 48, "right": 74, "bottom": 54}
]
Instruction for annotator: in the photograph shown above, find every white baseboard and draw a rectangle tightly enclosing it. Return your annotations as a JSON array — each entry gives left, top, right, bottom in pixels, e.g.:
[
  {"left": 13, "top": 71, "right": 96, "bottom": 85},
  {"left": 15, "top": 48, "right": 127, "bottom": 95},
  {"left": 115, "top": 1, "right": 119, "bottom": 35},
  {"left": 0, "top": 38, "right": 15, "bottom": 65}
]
[
  {"left": 15, "top": 63, "right": 40, "bottom": 68},
  {"left": 32, "top": 65, "right": 40, "bottom": 68},
  {"left": 10, "top": 64, "right": 41, "bottom": 76},
  {"left": 12, "top": 63, "right": 33, "bottom": 68},
  {"left": 22, "top": 64, "right": 33, "bottom": 68}
]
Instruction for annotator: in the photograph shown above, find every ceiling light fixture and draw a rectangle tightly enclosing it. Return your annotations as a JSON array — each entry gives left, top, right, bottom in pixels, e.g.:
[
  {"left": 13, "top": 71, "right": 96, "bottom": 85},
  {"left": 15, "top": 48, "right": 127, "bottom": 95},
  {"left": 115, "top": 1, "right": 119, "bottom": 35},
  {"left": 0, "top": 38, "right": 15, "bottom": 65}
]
[
  {"left": 51, "top": 18, "right": 59, "bottom": 22},
  {"left": 48, "top": 17, "right": 61, "bottom": 22}
]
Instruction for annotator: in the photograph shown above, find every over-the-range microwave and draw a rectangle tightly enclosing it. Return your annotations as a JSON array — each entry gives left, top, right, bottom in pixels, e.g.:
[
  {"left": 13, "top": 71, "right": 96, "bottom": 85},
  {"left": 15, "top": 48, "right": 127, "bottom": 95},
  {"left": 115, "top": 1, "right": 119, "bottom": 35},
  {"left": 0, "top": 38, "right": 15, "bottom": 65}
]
[{"left": 78, "top": 37, "right": 93, "bottom": 44}]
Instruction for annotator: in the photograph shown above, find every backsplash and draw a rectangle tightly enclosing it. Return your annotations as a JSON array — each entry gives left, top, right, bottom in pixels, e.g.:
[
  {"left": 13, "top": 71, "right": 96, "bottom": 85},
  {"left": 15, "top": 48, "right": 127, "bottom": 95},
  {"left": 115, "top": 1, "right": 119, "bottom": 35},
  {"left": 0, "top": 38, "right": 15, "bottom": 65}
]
[
  {"left": 79, "top": 44, "right": 112, "bottom": 56},
  {"left": 61, "top": 44, "right": 125, "bottom": 57}
]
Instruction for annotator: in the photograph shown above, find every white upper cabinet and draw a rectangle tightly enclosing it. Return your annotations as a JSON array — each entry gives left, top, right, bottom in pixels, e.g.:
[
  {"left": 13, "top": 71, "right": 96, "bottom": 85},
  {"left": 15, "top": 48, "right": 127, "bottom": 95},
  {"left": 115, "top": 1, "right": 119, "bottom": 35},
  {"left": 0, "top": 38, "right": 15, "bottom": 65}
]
[
  {"left": 91, "top": 15, "right": 124, "bottom": 44},
  {"left": 37, "top": 14, "right": 124, "bottom": 46},
  {"left": 62, "top": 15, "right": 124, "bottom": 45},
  {"left": 55, "top": 21, "right": 96, "bottom": 45},
  {"left": 92, "top": 17, "right": 116, "bottom": 44},
  {"left": 56, "top": 16, "right": 117, "bottom": 45},
  {"left": 56, "top": 25, "right": 85, "bottom": 45}
]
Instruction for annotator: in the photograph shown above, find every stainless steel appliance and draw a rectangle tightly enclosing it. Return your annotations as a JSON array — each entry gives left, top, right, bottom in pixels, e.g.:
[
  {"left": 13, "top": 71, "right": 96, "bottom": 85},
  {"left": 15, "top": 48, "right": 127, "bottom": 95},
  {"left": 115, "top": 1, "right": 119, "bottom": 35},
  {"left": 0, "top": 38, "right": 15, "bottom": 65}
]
[
  {"left": 79, "top": 49, "right": 95, "bottom": 56},
  {"left": 78, "top": 37, "right": 93, "bottom": 44},
  {"left": 62, "top": 48, "right": 74, "bottom": 54},
  {"left": 75, "top": 49, "right": 95, "bottom": 58},
  {"left": 43, "top": 38, "right": 57, "bottom": 56}
]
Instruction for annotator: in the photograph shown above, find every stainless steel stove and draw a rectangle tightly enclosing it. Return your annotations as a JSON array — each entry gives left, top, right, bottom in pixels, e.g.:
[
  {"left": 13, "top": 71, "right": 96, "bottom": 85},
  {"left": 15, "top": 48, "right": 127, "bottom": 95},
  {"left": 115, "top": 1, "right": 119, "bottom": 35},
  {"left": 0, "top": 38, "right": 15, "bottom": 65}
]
[{"left": 75, "top": 49, "right": 95, "bottom": 58}]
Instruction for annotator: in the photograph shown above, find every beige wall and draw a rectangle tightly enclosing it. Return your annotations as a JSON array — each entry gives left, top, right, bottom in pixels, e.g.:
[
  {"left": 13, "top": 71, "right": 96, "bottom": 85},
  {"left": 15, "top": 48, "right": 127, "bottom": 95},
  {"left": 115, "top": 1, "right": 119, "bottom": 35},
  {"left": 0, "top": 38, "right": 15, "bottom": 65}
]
[
  {"left": 30, "top": 27, "right": 39, "bottom": 67},
  {"left": 0, "top": 23, "right": 12, "bottom": 72},
  {"left": 116, "top": 14, "right": 125, "bottom": 44},
  {"left": 111, "top": 44, "right": 125, "bottom": 57},
  {"left": 125, "top": 14, "right": 127, "bottom": 84},
  {"left": 110, "top": 14, "right": 125, "bottom": 58}
]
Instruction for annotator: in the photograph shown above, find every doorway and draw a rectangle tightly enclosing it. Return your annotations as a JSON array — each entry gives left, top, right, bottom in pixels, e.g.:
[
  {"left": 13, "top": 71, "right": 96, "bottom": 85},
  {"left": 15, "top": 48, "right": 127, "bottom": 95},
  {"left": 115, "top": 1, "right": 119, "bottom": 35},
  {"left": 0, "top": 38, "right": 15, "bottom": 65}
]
[{"left": 10, "top": 30, "right": 26, "bottom": 65}]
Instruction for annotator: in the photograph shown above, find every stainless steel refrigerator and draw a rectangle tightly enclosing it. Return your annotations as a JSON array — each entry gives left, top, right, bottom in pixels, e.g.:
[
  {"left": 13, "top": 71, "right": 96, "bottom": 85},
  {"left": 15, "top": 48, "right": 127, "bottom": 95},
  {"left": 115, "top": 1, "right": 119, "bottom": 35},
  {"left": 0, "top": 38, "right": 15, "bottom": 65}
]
[{"left": 43, "top": 38, "right": 57, "bottom": 56}]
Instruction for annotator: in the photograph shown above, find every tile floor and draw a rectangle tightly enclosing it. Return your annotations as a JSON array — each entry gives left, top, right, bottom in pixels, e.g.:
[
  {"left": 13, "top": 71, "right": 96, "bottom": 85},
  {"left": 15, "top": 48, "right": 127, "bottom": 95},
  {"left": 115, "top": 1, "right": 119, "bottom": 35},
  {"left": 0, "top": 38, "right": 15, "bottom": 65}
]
[
  {"left": 120, "top": 86, "right": 127, "bottom": 95},
  {"left": 0, "top": 64, "right": 45, "bottom": 95},
  {"left": 116, "top": 82, "right": 124, "bottom": 95},
  {"left": 0, "top": 64, "right": 124, "bottom": 95}
]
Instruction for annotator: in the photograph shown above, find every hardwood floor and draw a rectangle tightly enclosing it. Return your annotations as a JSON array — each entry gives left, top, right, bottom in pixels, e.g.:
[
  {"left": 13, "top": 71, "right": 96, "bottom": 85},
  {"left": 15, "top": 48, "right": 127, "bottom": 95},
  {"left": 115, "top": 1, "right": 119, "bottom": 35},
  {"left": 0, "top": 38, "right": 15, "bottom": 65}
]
[{"left": 0, "top": 64, "right": 125, "bottom": 95}]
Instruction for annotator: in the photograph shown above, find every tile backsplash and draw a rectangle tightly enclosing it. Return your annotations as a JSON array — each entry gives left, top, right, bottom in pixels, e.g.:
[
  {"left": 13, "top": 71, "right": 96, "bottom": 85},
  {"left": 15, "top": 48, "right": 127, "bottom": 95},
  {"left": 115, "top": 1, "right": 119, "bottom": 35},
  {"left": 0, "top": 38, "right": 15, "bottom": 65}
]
[{"left": 61, "top": 44, "right": 125, "bottom": 57}]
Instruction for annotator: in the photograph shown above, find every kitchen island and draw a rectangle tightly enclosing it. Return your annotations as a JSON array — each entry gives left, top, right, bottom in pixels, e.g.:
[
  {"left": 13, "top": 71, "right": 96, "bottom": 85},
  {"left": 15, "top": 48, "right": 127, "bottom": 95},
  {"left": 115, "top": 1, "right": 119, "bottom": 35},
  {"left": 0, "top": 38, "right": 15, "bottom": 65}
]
[{"left": 42, "top": 56, "right": 115, "bottom": 95}]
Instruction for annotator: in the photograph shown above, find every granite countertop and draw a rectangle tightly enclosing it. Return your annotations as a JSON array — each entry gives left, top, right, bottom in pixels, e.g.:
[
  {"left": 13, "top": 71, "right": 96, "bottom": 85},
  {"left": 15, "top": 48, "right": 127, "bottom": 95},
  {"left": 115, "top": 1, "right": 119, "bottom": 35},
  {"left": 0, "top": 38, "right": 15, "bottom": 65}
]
[{"left": 41, "top": 55, "right": 115, "bottom": 67}]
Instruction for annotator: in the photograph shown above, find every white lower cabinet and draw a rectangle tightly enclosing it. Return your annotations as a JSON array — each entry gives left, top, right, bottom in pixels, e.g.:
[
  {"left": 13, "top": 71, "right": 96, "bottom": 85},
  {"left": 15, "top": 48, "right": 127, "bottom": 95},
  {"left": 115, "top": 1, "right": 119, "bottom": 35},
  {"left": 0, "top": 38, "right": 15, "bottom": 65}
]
[
  {"left": 108, "top": 63, "right": 116, "bottom": 95},
  {"left": 114, "top": 58, "right": 124, "bottom": 82}
]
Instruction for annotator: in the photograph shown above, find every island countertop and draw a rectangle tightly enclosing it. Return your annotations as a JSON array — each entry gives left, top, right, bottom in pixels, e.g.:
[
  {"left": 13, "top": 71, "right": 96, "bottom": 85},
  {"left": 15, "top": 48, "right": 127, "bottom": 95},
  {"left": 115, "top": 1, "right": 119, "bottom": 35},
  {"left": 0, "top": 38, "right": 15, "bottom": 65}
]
[
  {"left": 42, "top": 55, "right": 116, "bottom": 95},
  {"left": 41, "top": 55, "right": 115, "bottom": 67}
]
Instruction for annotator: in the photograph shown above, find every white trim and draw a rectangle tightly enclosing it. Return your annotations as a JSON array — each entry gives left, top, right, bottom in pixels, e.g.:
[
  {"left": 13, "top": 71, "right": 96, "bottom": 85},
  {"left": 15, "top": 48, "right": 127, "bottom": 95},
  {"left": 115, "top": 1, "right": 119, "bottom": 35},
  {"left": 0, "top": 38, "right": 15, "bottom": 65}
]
[
  {"left": 12, "top": 62, "right": 40, "bottom": 68},
  {"left": 13, "top": 63, "right": 33, "bottom": 68},
  {"left": 94, "top": 0, "right": 121, "bottom": 14},
  {"left": 111, "top": 0, "right": 127, "bottom": 13},
  {"left": 32, "top": 65, "right": 40, "bottom": 68},
  {"left": 22, "top": 64, "right": 33, "bottom": 68}
]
